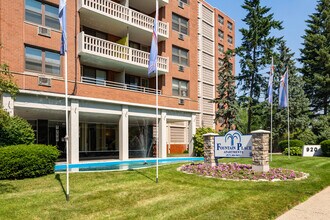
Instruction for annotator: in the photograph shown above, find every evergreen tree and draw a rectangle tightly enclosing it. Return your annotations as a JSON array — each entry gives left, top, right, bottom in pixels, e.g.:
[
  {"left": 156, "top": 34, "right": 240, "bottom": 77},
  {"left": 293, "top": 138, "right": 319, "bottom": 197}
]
[
  {"left": 271, "top": 41, "right": 310, "bottom": 148},
  {"left": 299, "top": 0, "right": 330, "bottom": 115},
  {"left": 213, "top": 50, "right": 238, "bottom": 130},
  {"left": 237, "top": 0, "right": 283, "bottom": 132}
]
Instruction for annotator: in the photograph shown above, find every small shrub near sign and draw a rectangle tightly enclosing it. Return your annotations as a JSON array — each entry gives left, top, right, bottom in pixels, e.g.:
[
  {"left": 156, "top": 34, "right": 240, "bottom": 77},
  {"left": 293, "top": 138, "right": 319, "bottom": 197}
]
[
  {"left": 193, "top": 127, "right": 216, "bottom": 157},
  {"left": 0, "top": 144, "right": 60, "bottom": 180},
  {"left": 283, "top": 147, "right": 302, "bottom": 156},
  {"left": 278, "top": 140, "right": 304, "bottom": 152},
  {"left": 320, "top": 140, "right": 330, "bottom": 157}
]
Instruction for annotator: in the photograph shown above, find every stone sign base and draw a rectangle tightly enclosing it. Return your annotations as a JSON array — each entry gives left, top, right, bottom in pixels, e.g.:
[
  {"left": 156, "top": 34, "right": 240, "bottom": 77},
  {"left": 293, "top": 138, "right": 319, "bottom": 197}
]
[{"left": 252, "top": 165, "right": 270, "bottom": 172}]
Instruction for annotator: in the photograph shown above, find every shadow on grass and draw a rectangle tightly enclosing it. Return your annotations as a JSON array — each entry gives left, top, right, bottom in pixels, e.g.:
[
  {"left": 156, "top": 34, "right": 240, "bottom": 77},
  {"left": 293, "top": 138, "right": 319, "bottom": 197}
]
[
  {"left": 55, "top": 174, "right": 68, "bottom": 199},
  {"left": 128, "top": 169, "right": 156, "bottom": 183},
  {"left": 0, "top": 183, "right": 17, "bottom": 194}
]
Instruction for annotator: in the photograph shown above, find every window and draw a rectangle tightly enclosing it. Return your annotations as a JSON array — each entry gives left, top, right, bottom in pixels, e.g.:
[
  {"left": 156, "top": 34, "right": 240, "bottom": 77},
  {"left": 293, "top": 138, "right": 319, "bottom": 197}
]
[
  {"left": 172, "top": 46, "right": 189, "bottom": 66},
  {"left": 218, "top": 58, "right": 224, "bottom": 67},
  {"left": 25, "top": 0, "right": 60, "bottom": 30},
  {"left": 172, "top": 79, "right": 188, "bottom": 97},
  {"left": 218, "top": 29, "right": 224, "bottom": 39},
  {"left": 83, "top": 27, "right": 107, "bottom": 40},
  {"left": 82, "top": 66, "right": 107, "bottom": 85},
  {"left": 218, "top": 44, "right": 224, "bottom": 53},
  {"left": 228, "top": 35, "right": 233, "bottom": 44},
  {"left": 180, "top": 0, "right": 189, "bottom": 4},
  {"left": 228, "top": 21, "right": 233, "bottom": 31},
  {"left": 172, "top": 13, "right": 189, "bottom": 35},
  {"left": 218, "top": 15, "right": 224, "bottom": 24},
  {"left": 25, "top": 46, "right": 60, "bottom": 75}
]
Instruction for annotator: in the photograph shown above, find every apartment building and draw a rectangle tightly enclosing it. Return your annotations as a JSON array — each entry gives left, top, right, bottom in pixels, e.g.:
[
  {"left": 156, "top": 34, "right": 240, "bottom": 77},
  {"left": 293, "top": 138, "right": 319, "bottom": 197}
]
[{"left": 0, "top": 0, "right": 234, "bottom": 163}]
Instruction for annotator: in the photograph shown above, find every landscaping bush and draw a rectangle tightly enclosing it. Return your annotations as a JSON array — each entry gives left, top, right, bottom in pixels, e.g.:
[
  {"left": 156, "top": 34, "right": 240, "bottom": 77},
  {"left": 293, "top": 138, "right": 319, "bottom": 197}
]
[
  {"left": 0, "top": 144, "right": 60, "bottom": 179},
  {"left": 282, "top": 147, "right": 302, "bottom": 156},
  {"left": 296, "top": 129, "right": 318, "bottom": 145},
  {"left": 193, "top": 127, "right": 217, "bottom": 157},
  {"left": 278, "top": 139, "right": 304, "bottom": 152},
  {"left": 0, "top": 109, "right": 35, "bottom": 146},
  {"left": 320, "top": 140, "right": 330, "bottom": 157}
]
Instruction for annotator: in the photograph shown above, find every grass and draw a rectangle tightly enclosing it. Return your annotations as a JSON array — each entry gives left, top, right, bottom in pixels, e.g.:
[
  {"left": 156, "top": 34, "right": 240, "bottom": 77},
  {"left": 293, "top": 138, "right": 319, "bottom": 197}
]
[{"left": 0, "top": 155, "right": 329, "bottom": 220}]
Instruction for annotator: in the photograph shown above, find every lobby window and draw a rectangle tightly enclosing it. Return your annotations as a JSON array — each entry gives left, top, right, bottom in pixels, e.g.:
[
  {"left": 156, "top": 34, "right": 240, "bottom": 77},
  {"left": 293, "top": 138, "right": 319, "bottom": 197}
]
[
  {"left": 228, "top": 35, "right": 233, "bottom": 44},
  {"left": 172, "top": 46, "right": 189, "bottom": 66},
  {"left": 172, "top": 79, "right": 188, "bottom": 97},
  {"left": 228, "top": 21, "right": 233, "bottom": 31},
  {"left": 218, "top": 29, "right": 224, "bottom": 39},
  {"left": 25, "top": 46, "right": 60, "bottom": 75},
  {"left": 172, "top": 13, "right": 189, "bottom": 35},
  {"left": 25, "top": 0, "right": 60, "bottom": 30},
  {"left": 218, "top": 44, "right": 224, "bottom": 53},
  {"left": 218, "top": 15, "right": 224, "bottom": 25}
]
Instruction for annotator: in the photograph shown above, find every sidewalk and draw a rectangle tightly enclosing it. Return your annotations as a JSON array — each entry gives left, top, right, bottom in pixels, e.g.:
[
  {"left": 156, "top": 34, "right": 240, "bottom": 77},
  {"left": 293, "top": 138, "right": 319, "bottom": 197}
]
[{"left": 277, "top": 186, "right": 330, "bottom": 220}]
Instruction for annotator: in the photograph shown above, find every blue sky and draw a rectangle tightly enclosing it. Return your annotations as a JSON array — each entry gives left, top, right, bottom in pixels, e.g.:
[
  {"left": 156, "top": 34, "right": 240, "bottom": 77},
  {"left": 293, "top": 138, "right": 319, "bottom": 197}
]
[{"left": 207, "top": 0, "right": 318, "bottom": 70}]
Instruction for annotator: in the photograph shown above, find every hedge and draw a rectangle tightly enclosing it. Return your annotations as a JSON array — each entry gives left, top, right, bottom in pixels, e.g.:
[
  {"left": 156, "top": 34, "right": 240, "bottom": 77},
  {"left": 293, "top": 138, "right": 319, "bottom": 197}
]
[
  {"left": 282, "top": 147, "right": 302, "bottom": 156},
  {"left": 0, "top": 144, "right": 60, "bottom": 180},
  {"left": 320, "top": 140, "right": 330, "bottom": 157},
  {"left": 193, "top": 127, "right": 217, "bottom": 157},
  {"left": 278, "top": 140, "right": 304, "bottom": 152}
]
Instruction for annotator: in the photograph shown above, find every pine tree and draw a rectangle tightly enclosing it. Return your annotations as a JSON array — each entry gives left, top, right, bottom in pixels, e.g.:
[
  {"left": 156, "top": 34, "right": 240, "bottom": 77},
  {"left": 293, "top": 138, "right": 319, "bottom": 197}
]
[
  {"left": 300, "top": 0, "right": 330, "bottom": 115},
  {"left": 213, "top": 50, "right": 238, "bottom": 130},
  {"left": 271, "top": 41, "right": 311, "bottom": 147},
  {"left": 237, "top": 0, "right": 283, "bottom": 132}
]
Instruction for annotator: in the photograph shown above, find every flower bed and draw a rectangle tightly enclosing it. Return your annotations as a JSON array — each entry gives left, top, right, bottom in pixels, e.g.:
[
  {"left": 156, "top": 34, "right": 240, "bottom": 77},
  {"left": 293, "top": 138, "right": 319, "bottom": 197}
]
[{"left": 179, "top": 163, "right": 308, "bottom": 181}]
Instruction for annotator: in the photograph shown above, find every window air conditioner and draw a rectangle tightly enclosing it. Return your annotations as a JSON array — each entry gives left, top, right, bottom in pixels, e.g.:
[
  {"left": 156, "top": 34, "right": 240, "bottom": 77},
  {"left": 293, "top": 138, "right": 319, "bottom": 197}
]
[
  {"left": 178, "top": 33, "right": 184, "bottom": 40},
  {"left": 178, "top": 1, "right": 184, "bottom": 9},
  {"left": 38, "top": 76, "right": 51, "bottom": 87},
  {"left": 178, "top": 99, "right": 185, "bottom": 105},
  {"left": 178, "top": 65, "right": 184, "bottom": 72},
  {"left": 38, "top": 26, "right": 51, "bottom": 37}
]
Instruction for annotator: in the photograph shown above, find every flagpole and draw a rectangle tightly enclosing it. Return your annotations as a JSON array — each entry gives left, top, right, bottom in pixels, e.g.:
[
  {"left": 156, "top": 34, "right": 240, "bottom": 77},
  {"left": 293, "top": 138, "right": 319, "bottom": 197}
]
[
  {"left": 156, "top": 68, "right": 159, "bottom": 183},
  {"left": 65, "top": 51, "right": 70, "bottom": 201},
  {"left": 287, "top": 67, "right": 290, "bottom": 159},
  {"left": 270, "top": 57, "right": 273, "bottom": 162}
]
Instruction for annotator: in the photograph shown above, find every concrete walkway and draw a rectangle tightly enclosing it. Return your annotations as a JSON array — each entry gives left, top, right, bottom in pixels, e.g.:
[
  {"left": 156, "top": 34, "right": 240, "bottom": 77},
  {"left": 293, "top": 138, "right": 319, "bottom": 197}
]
[{"left": 277, "top": 186, "right": 330, "bottom": 220}]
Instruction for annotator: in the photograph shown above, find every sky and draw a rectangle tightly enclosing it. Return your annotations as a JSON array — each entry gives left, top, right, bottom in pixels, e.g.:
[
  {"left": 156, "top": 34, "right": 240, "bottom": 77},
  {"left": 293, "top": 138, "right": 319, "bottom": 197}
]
[{"left": 207, "top": 0, "right": 318, "bottom": 71}]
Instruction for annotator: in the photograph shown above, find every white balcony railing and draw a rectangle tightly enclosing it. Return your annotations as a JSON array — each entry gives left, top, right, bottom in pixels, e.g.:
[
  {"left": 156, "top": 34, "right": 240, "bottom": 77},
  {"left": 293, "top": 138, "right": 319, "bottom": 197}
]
[
  {"left": 81, "top": 76, "right": 161, "bottom": 95},
  {"left": 78, "top": 32, "right": 169, "bottom": 73},
  {"left": 79, "top": 0, "right": 169, "bottom": 38}
]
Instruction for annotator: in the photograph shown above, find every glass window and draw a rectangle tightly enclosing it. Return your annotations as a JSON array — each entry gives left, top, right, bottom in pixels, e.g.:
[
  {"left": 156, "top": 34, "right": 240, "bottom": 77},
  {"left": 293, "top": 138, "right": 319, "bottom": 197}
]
[
  {"left": 218, "top": 29, "right": 224, "bottom": 39},
  {"left": 218, "top": 44, "right": 224, "bottom": 53},
  {"left": 172, "top": 79, "right": 188, "bottom": 97},
  {"left": 218, "top": 15, "right": 224, "bottom": 24},
  {"left": 218, "top": 58, "right": 224, "bottom": 67},
  {"left": 25, "top": 0, "right": 60, "bottom": 30},
  {"left": 172, "top": 13, "right": 189, "bottom": 35},
  {"left": 228, "top": 35, "right": 233, "bottom": 44},
  {"left": 180, "top": 0, "right": 188, "bottom": 4},
  {"left": 25, "top": 46, "right": 60, "bottom": 75},
  {"left": 172, "top": 46, "right": 189, "bottom": 66},
  {"left": 228, "top": 21, "right": 233, "bottom": 30}
]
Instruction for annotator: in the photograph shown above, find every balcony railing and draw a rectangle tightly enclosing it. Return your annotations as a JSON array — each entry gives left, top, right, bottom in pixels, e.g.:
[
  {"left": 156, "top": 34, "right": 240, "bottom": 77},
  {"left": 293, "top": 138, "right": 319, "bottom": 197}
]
[
  {"left": 79, "top": 0, "right": 169, "bottom": 38},
  {"left": 81, "top": 76, "right": 161, "bottom": 95},
  {"left": 78, "top": 32, "right": 169, "bottom": 73}
]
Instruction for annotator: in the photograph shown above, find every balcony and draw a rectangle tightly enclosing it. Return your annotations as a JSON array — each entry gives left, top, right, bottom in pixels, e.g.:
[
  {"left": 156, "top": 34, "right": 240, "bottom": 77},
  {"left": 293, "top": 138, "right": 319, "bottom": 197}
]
[
  {"left": 78, "top": 32, "right": 169, "bottom": 75},
  {"left": 78, "top": 0, "right": 169, "bottom": 44},
  {"left": 81, "top": 76, "right": 161, "bottom": 95}
]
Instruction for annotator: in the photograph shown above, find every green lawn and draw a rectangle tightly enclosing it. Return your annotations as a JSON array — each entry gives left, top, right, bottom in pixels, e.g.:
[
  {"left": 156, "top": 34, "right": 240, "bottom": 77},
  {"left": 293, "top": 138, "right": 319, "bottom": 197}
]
[{"left": 0, "top": 155, "right": 329, "bottom": 220}]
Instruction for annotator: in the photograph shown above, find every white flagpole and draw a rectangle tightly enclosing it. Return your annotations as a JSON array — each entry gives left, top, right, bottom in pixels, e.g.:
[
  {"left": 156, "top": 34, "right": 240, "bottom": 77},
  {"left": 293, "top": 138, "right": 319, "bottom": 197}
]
[
  {"left": 65, "top": 51, "right": 70, "bottom": 201},
  {"left": 287, "top": 67, "right": 290, "bottom": 159},
  {"left": 155, "top": 0, "right": 159, "bottom": 184},
  {"left": 270, "top": 57, "right": 273, "bottom": 162}
]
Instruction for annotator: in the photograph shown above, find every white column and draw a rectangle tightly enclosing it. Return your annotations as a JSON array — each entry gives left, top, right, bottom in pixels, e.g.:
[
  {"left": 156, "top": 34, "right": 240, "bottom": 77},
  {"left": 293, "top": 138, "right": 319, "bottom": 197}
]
[
  {"left": 69, "top": 100, "right": 79, "bottom": 164},
  {"left": 119, "top": 105, "right": 129, "bottom": 160},
  {"left": 2, "top": 93, "right": 14, "bottom": 116},
  {"left": 188, "top": 114, "right": 197, "bottom": 156},
  {"left": 159, "top": 110, "right": 167, "bottom": 158}
]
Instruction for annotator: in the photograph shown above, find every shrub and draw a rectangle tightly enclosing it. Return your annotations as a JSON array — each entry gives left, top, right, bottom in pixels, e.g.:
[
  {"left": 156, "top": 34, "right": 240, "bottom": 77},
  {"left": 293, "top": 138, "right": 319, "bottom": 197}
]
[
  {"left": 282, "top": 147, "right": 302, "bottom": 156},
  {"left": 0, "top": 109, "right": 35, "bottom": 146},
  {"left": 320, "top": 140, "right": 330, "bottom": 157},
  {"left": 296, "top": 129, "right": 318, "bottom": 145},
  {"left": 278, "top": 139, "right": 304, "bottom": 152},
  {"left": 0, "top": 144, "right": 60, "bottom": 180},
  {"left": 193, "top": 127, "right": 217, "bottom": 157}
]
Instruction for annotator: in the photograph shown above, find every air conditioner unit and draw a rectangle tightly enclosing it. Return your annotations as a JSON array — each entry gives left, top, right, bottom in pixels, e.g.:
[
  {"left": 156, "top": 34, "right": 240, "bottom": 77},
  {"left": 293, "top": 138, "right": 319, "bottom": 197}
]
[
  {"left": 178, "top": 99, "right": 185, "bottom": 105},
  {"left": 178, "top": 33, "right": 184, "bottom": 40},
  {"left": 38, "top": 76, "right": 51, "bottom": 87},
  {"left": 178, "top": 1, "right": 184, "bottom": 8},
  {"left": 38, "top": 26, "right": 51, "bottom": 37},
  {"left": 178, "top": 65, "right": 184, "bottom": 72}
]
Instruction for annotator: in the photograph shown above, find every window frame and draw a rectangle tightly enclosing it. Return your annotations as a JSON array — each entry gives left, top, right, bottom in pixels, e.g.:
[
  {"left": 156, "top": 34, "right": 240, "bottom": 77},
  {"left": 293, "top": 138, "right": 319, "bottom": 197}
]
[
  {"left": 227, "top": 21, "right": 233, "bottom": 31},
  {"left": 218, "top": 15, "right": 224, "bottom": 25},
  {"left": 172, "top": 46, "right": 189, "bottom": 66},
  {"left": 218, "top": 44, "right": 224, "bottom": 53},
  {"left": 25, "top": 45, "right": 61, "bottom": 76},
  {"left": 218, "top": 29, "right": 224, "bottom": 39},
  {"left": 228, "top": 35, "right": 233, "bottom": 44},
  {"left": 25, "top": 0, "right": 60, "bottom": 30},
  {"left": 172, "top": 78, "right": 189, "bottom": 97},
  {"left": 172, "top": 13, "right": 189, "bottom": 35}
]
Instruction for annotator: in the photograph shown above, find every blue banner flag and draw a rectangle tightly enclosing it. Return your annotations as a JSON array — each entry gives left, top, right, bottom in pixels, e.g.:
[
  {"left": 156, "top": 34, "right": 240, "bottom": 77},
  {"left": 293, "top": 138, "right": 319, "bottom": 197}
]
[
  {"left": 268, "top": 59, "right": 274, "bottom": 104},
  {"left": 148, "top": 0, "right": 159, "bottom": 76},
  {"left": 59, "top": 0, "right": 67, "bottom": 55},
  {"left": 279, "top": 69, "right": 289, "bottom": 108}
]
